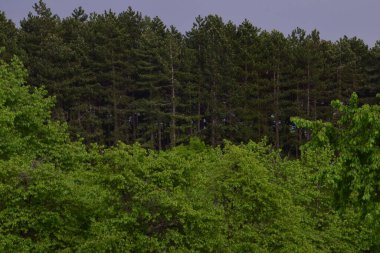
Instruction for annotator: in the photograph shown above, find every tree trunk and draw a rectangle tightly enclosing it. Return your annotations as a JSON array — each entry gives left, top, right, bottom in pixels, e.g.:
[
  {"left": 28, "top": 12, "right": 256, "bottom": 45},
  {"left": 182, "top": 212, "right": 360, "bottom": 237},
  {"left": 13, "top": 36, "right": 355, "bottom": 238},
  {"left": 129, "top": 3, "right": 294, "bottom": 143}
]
[
  {"left": 274, "top": 70, "right": 280, "bottom": 149},
  {"left": 158, "top": 122, "right": 162, "bottom": 150},
  {"left": 211, "top": 80, "right": 217, "bottom": 147},
  {"left": 197, "top": 44, "right": 202, "bottom": 134},
  {"left": 111, "top": 50, "right": 118, "bottom": 144},
  {"left": 169, "top": 42, "right": 176, "bottom": 147},
  {"left": 307, "top": 62, "right": 310, "bottom": 118}
]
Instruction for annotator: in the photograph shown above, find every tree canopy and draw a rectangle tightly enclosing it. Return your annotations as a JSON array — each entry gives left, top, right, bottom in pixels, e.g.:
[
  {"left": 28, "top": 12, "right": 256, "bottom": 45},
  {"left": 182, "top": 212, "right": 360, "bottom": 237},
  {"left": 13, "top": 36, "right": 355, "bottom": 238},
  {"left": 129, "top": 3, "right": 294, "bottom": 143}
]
[
  {"left": 0, "top": 52, "right": 379, "bottom": 252},
  {"left": 1, "top": 2, "right": 380, "bottom": 252}
]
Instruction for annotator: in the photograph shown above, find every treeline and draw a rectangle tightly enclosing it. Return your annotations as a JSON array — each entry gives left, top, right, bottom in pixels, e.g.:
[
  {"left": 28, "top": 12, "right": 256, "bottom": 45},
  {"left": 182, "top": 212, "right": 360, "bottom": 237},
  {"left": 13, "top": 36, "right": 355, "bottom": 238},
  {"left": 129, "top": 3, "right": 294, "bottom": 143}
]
[
  {"left": 1, "top": 1, "right": 380, "bottom": 154},
  {"left": 1, "top": 54, "right": 380, "bottom": 252}
]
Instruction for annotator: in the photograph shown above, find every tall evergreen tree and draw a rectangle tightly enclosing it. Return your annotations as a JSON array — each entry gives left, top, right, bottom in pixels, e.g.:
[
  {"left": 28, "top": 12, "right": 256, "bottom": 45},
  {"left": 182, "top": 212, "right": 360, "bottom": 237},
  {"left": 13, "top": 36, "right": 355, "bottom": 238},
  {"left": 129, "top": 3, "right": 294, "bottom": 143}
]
[
  {"left": 0, "top": 12, "right": 18, "bottom": 60},
  {"left": 233, "top": 20, "right": 261, "bottom": 143},
  {"left": 367, "top": 41, "right": 380, "bottom": 103},
  {"left": 132, "top": 17, "right": 169, "bottom": 149},
  {"left": 258, "top": 30, "right": 290, "bottom": 149},
  {"left": 85, "top": 9, "right": 144, "bottom": 145},
  {"left": 334, "top": 36, "right": 369, "bottom": 101},
  {"left": 19, "top": 0, "right": 69, "bottom": 120},
  {"left": 60, "top": 7, "right": 105, "bottom": 143},
  {"left": 187, "top": 15, "right": 235, "bottom": 146},
  {"left": 165, "top": 26, "right": 183, "bottom": 147}
]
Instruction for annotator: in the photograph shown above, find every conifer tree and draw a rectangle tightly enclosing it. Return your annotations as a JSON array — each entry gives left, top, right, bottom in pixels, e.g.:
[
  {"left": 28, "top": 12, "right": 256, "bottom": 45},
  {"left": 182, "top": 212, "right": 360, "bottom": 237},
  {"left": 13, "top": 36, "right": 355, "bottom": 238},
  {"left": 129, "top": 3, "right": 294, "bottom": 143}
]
[
  {"left": 60, "top": 7, "right": 104, "bottom": 143},
  {"left": 19, "top": 0, "right": 68, "bottom": 120},
  {"left": 233, "top": 20, "right": 261, "bottom": 142},
  {"left": 0, "top": 12, "right": 18, "bottom": 60},
  {"left": 367, "top": 41, "right": 380, "bottom": 103},
  {"left": 187, "top": 15, "right": 235, "bottom": 146},
  {"left": 258, "top": 30, "right": 290, "bottom": 149},
  {"left": 133, "top": 17, "right": 169, "bottom": 149}
]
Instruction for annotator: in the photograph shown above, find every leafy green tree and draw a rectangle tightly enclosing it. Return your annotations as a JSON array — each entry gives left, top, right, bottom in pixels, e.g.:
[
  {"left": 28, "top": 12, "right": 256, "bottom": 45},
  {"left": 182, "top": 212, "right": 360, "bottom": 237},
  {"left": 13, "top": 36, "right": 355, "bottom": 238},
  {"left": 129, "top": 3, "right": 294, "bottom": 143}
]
[
  {"left": 0, "top": 53, "right": 111, "bottom": 252},
  {"left": 212, "top": 141, "right": 307, "bottom": 252},
  {"left": 79, "top": 141, "right": 226, "bottom": 252},
  {"left": 293, "top": 93, "right": 380, "bottom": 251},
  {"left": 0, "top": 53, "right": 65, "bottom": 160}
]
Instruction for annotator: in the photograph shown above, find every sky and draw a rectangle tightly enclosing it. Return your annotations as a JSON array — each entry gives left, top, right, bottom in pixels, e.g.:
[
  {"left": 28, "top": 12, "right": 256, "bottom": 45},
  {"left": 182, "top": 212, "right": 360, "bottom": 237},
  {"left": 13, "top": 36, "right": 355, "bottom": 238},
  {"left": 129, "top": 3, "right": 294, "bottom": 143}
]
[{"left": 0, "top": 0, "right": 379, "bottom": 46}]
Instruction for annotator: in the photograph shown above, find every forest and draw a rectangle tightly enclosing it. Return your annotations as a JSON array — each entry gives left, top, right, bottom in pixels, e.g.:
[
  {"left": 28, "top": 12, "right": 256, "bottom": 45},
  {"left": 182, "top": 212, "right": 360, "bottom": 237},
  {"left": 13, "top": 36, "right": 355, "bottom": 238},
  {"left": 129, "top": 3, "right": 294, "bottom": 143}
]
[{"left": 0, "top": 0, "right": 380, "bottom": 252}]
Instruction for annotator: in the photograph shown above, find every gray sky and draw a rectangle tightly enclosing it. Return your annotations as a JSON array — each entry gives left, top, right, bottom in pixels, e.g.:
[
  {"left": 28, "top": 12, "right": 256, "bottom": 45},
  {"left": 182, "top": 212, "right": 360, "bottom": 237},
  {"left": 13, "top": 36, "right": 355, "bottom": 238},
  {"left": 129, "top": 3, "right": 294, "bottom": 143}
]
[{"left": 0, "top": 0, "right": 379, "bottom": 46}]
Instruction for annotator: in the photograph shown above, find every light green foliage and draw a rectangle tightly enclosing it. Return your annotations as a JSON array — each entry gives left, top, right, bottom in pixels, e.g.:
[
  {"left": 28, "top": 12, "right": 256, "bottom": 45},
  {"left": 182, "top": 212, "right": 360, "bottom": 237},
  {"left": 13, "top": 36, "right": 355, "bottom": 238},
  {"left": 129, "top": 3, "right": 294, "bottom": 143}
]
[
  {"left": 77, "top": 138, "right": 366, "bottom": 252},
  {"left": 0, "top": 157, "right": 112, "bottom": 252},
  {"left": 0, "top": 53, "right": 66, "bottom": 160},
  {"left": 0, "top": 53, "right": 376, "bottom": 251},
  {"left": 0, "top": 54, "right": 112, "bottom": 252},
  {"left": 79, "top": 142, "right": 225, "bottom": 252},
  {"left": 293, "top": 93, "right": 380, "bottom": 210},
  {"left": 293, "top": 92, "right": 380, "bottom": 251},
  {"left": 212, "top": 141, "right": 305, "bottom": 252}
]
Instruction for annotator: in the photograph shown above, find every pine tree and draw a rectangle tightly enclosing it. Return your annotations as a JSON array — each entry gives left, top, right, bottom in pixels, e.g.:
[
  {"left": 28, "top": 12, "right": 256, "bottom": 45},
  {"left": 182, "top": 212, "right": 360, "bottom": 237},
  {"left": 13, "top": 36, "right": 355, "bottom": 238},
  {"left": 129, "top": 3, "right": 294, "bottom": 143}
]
[
  {"left": 84, "top": 9, "right": 144, "bottom": 145},
  {"left": 132, "top": 17, "right": 169, "bottom": 149},
  {"left": 165, "top": 26, "right": 183, "bottom": 147},
  {"left": 258, "top": 30, "right": 290, "bottom": 149},
  {"left": 367, "top": 41, "right": 380, "bottom": 103},
  {"left": 0, "top": 12, "right": 18, "bottom": 60},
  {"left": 233, "top": 20, "right": 261, "bottom": 142},
  {"left": 19, "top": 0, "right": 68, "bottom": 120},
  {"left": 334, "top": 36, "right": 369, "bottom": 101},
  {"left": 19, "top": 0, "right": 60, "bottom": 87},
  {"left": 187, "top": 15, "right": 235, "bottom": 146},
  {"left": 60, "top": 7, "right": 105, "bottom": 143}
]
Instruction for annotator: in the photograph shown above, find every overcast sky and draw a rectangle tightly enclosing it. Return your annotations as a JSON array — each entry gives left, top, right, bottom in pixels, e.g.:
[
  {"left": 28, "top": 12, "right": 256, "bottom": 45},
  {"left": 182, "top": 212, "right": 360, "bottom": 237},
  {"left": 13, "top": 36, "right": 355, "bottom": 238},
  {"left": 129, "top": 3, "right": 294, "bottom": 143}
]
[{"left": 0, "top": 0, "right": 379, "bottom": 46}]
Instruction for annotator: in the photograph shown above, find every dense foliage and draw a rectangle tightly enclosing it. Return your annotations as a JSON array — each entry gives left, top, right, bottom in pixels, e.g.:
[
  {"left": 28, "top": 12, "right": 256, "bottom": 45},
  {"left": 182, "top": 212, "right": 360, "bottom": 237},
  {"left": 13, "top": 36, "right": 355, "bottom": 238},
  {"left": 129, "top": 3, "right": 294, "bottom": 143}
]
[
  {"left": 0, "top": 1, "right": 379, "bottom": 154},
  {"left": 1, "top": 1, "right": 380, "bottom": 252},
  {"left": 0, "top": 52, "right": 380, "bottom": 252}
]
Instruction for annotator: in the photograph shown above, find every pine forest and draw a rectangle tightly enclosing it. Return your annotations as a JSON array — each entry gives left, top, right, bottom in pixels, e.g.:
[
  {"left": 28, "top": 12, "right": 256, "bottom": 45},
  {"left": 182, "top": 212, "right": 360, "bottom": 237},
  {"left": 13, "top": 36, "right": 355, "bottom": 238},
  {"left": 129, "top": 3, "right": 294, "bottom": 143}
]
[{"left": 1, "top": 1, "right": 380, "bottom": 252}]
